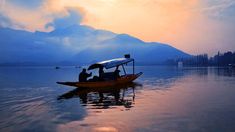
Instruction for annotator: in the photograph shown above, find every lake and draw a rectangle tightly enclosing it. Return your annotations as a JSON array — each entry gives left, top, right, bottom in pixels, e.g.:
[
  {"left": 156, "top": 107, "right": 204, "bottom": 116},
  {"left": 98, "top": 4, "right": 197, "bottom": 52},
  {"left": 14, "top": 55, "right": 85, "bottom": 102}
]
[{"left": 0, "top": 66, "right": 235, "bottom": 132}]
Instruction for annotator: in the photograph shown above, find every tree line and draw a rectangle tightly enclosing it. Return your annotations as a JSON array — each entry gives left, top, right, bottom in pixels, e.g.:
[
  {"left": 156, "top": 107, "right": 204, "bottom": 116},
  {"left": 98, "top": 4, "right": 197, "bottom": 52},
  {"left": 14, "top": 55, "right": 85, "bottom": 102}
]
[{"left": 165, "top": 51, "right": 235, "bottom": 67}]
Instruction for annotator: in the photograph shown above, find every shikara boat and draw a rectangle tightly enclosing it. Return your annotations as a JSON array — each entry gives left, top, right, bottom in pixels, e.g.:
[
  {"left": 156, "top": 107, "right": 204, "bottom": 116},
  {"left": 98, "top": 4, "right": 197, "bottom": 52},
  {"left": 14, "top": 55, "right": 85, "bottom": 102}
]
[{"left": 57, "top": 55, "right": 143, "bottom": 88}]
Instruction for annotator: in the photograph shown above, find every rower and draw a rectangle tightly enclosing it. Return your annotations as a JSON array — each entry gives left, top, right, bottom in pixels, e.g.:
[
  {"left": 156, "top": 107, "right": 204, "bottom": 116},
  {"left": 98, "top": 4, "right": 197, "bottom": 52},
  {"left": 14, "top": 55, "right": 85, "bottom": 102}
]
[
  {"left": 99, "top": 67, "right": 104, "bottom": 79},
  {"left": 114, "top": 66, "right": 120, "bottom": 79},
  {"left": 79, "top": 68, "right": 92, "bottom": 82}
]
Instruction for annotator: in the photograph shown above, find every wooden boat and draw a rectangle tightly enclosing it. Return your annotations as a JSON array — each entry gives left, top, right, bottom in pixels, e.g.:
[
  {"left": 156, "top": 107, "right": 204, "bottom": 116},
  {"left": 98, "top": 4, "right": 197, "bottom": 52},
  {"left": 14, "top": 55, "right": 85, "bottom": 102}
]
[
  {"left": 57, "top": 55, "right": 143, "bottom": 88},
  {"left": 57, "top": 72, "right": 142, "bottom": 88}
]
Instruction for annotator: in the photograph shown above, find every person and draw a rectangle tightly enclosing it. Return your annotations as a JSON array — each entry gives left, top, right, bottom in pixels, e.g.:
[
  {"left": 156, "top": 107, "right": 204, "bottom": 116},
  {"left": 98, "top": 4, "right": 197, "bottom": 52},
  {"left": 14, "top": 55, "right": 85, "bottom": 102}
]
[
  {"left": 98, "top": 67, "right": 105, "bottom": 80},
  {"left": 79, "top": 68, "right": 92, "bottom": 82},
  {"left": 114, "top": 66, "right": 120, "bottom": 79},
  {"left": 99, "top": 67, "right": 104, "bottom": 77}
]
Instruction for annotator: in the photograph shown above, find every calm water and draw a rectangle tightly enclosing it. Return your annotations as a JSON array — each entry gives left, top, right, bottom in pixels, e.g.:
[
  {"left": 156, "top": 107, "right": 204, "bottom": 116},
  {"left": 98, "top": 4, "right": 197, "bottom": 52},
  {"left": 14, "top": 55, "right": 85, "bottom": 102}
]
[{"left": 0, "top": 66, "right": 235, "bottom": 132}]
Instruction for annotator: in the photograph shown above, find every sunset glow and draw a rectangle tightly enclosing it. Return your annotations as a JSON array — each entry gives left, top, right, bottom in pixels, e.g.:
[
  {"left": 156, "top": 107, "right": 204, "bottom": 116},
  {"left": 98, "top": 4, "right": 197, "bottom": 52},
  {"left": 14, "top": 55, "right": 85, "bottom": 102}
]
[
  {"left": 1, "top": 1, "right": 235, "bottom": 131},
  {"left": 0, "top": 0, "right": 235, "bottom": 54}
]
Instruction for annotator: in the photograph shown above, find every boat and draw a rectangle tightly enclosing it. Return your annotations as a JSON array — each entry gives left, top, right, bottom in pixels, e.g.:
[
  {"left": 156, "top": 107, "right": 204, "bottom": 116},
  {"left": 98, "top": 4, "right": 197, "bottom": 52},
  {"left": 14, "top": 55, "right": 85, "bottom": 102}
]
[
  {"left": 57, "top": 55, "right": 143, "bottom": 88},
  {"left": 55, "top": 66, "right": 60, "bottom": 69}
]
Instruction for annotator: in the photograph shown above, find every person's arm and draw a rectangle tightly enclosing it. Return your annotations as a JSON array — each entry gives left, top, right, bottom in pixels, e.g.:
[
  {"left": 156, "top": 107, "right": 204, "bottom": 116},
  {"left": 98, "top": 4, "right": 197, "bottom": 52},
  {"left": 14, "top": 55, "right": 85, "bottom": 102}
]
[{"left": 88, "top": 72, "right": 92, "bottom": 77}]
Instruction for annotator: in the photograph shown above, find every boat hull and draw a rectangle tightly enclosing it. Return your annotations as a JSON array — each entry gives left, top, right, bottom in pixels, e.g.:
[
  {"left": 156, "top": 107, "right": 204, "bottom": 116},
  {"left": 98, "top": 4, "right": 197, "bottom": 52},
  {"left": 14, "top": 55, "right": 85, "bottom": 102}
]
[{"left": 57, "top": 72, "right": 142, "bottom": 88}]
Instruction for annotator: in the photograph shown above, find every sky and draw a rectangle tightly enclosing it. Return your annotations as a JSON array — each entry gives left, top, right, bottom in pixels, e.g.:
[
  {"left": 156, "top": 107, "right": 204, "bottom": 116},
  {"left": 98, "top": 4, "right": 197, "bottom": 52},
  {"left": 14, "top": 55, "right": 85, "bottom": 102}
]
[{"left": 0, "top": 0, "right": 235, "bottom": 55}]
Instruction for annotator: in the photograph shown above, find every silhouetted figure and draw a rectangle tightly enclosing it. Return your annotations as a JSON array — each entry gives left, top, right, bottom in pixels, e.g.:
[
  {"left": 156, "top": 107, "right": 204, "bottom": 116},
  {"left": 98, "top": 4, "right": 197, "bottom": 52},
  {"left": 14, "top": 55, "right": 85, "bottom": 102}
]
[
  {"left": 99, "top": 67, "right": 104, "bottom": 77},
  {"left": 79, "top": 68, "right": 92, "bottom": 82},
  {"left": 98, "top": 67, "right": 105, "bottom": 80},
  {"left": 114, "top": 66, "right": 120, "bottom": 79}
]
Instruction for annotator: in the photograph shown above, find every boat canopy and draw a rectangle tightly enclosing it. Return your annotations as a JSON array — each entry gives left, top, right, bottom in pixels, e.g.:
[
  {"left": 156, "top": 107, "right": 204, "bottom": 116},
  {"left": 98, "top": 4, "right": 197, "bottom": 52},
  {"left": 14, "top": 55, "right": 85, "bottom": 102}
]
[{"left": 88, "top": 58, "right": 134, "bottom": 70}]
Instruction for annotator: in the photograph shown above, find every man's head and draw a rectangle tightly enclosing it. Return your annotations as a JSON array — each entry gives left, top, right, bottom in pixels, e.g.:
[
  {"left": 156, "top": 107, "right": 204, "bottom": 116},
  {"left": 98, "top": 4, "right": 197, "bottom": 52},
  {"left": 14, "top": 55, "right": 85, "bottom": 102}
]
[{"left": 82, "top": 68, "right": 86, "bottom": 72}]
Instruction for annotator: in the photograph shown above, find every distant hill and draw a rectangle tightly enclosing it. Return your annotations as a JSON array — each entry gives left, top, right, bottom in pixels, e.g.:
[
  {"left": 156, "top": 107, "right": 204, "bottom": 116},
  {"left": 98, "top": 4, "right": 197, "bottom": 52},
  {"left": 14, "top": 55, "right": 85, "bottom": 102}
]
[{"left": 0, "top": 25, "right": 190, "bottom": 66}]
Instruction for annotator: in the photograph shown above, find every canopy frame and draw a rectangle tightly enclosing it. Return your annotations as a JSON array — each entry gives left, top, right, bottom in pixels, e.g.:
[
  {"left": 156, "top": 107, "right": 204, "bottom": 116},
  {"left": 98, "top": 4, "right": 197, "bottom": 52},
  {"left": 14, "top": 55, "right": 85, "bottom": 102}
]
[{"left": 88, "top": 57, "right": 135, "bottom": 75}]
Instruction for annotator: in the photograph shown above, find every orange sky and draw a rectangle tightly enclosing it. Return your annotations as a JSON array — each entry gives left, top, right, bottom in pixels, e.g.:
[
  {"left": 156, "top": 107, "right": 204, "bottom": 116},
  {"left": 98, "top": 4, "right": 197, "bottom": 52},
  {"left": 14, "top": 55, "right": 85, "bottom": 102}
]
[
  {"left": 1, "top": 0, "right": 235, "bottom": 55},
  {"left": 77, "top": 0, "right": 234, "bottom": 55},
  {"left": 79, "top": 0, "right": 202, "bottom": 53}
]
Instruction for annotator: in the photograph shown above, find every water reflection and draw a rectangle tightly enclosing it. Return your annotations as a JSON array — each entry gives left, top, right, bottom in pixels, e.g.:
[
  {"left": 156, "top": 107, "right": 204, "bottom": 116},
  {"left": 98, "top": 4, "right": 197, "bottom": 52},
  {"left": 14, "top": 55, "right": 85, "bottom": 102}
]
[
  {"left": 183, "top": 67, "right": 209, "bottom": 76},
  {"left": 58, "top": 83, "right": 142, "bottom": 109},
  {"left": 1, "top": 66, "right": 235, "bottom": 131},
  {"left": 216, "top": 68, "right": 235, "bottom": 77}
]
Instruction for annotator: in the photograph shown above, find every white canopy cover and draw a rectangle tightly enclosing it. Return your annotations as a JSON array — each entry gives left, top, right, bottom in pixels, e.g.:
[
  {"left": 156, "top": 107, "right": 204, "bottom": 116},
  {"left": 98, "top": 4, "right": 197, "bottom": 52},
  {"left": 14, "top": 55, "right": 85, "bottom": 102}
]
[{"left": 88, "top": 58, "right": 134, "bottom": 70}]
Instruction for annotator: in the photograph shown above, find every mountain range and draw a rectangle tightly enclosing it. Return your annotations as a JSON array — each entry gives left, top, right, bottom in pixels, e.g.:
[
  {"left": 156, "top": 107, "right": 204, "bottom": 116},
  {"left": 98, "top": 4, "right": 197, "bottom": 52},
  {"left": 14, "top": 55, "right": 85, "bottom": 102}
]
[{"left": 0, "top": 24, "right": 190, "bottom": 66}]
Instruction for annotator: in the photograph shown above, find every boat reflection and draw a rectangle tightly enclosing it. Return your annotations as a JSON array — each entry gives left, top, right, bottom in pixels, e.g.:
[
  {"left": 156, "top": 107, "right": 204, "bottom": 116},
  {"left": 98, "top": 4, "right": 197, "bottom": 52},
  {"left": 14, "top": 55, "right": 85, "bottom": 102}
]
[{"left": 58, "top": 83, "right": 142, "bottom": 109}]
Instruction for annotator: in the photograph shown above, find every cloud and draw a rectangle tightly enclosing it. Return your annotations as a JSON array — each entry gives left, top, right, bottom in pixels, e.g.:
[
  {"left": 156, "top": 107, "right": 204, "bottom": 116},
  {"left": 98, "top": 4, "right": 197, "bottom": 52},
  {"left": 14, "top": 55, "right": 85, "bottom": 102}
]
[
  {"left": 0, "top": 13, "right": 25, "bottom": 28},
  {"left": 0, "top": 0, "right": 85, "bottom": 31},
  {"left": 45, "top": 9, "right": 83, "bottom": 30},
  {"left": 0, "top": 13, "right": 13, "bottom": 27},
  {"left": 201, "top": 0, "right": 235, "bottom": 20}
]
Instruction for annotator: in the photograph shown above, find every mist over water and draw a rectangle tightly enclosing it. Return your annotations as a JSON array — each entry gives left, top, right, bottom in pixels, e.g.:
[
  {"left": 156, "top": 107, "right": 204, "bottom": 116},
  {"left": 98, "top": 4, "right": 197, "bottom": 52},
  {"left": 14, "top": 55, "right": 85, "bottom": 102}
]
[{"left": 0, "top": 66, "right": 235, "bottom": 131}]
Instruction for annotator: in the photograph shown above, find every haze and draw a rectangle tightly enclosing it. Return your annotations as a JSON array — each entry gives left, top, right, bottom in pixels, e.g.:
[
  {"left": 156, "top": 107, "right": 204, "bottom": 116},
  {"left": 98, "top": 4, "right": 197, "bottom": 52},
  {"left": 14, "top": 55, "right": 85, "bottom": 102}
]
[{"left": 0, "top": 0, "right": 235, "bottom": 55}]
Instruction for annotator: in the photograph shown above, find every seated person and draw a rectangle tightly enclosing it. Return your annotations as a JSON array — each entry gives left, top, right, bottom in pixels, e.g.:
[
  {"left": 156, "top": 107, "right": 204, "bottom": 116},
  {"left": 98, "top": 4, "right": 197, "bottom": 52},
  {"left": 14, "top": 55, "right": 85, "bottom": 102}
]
[
  {"left": 99, "top": 67, "right": 104, "bottom": 76},
  {"left": 79, "top": 68, "right": 92, "bottom": 82},
  {"left": 98, "top": 67, "right": 105, "bottom": 81},
  {"left": 89, "top": 76, "right": 100, "bottom": 82},
  {"left": 114, "top": 66, "right": 120, "bottom": 79},
  {"left": 97, "top": 66, "right": 120, "bottom": 81}
]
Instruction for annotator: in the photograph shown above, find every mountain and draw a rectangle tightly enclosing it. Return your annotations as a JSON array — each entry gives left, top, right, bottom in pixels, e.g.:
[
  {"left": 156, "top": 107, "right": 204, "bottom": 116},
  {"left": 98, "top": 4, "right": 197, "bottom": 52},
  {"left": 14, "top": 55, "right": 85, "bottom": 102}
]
[
  {"left": 0, "top": 25, "right": 190, "bottom": 66},
  {"left": 73, "top": 34, "right": 190, "bottom": 64}
]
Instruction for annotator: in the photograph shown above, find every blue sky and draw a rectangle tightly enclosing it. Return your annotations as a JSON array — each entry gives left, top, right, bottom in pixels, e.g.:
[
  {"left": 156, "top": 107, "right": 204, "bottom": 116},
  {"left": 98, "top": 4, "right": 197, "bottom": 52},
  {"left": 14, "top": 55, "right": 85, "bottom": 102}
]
[{"left": 7, "top": 0, "right": 43, "bottom": 9}]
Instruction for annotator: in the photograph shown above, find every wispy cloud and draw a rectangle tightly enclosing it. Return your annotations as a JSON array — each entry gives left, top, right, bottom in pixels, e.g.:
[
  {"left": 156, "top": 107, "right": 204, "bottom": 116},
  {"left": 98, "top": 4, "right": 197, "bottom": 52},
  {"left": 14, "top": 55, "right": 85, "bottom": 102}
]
[{"left": 201, "top": 0, "right": 235, "bottom": 20}]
